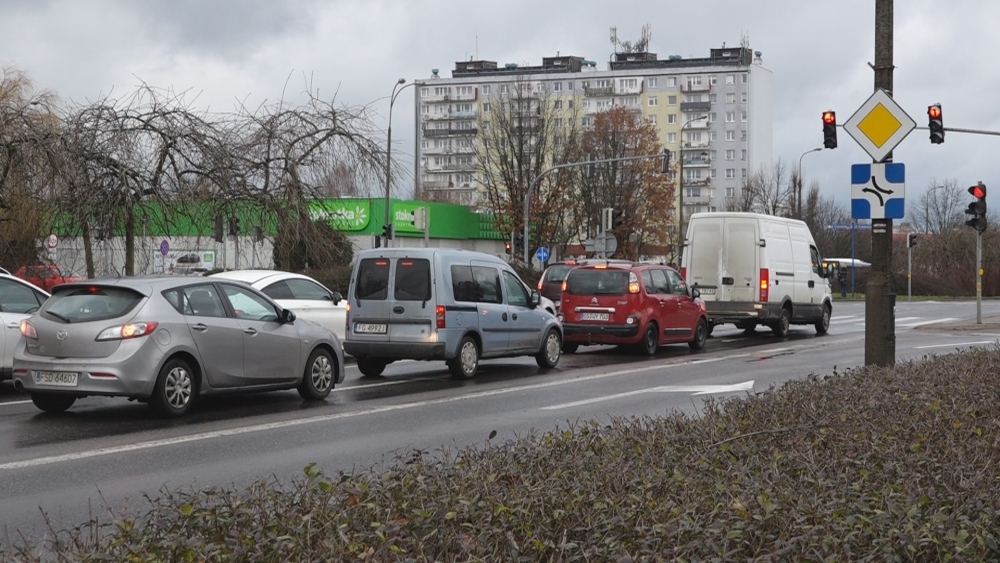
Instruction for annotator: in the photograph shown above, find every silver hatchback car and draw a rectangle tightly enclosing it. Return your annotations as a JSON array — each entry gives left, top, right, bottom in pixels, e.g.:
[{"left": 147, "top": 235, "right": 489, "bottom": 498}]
[{"left": 12, "top": 277, "right": 344, "bottom": 417}]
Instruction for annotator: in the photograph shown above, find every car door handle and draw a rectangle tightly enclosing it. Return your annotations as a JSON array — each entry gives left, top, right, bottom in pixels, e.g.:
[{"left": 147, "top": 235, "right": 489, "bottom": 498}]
[
  {"left": 244, "top": 328, "right": 258, "bottom": 336},
  {"left": 393, "top": 306, "right": 404, "bottom": 314},
  {"left": 191, "top": 323, "right": 208, "bottom": 332},
  {"left": 6, "top": 322, "right": 19, "bottom": 329},
  {"left": 502, "top": 312, "right": 508, "bottom": 321}
]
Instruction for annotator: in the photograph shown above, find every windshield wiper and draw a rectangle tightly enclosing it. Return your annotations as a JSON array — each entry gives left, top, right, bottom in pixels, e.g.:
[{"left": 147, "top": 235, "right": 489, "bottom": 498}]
[{"left": 46, "top": 311, "right": 71, "bottom": 323}]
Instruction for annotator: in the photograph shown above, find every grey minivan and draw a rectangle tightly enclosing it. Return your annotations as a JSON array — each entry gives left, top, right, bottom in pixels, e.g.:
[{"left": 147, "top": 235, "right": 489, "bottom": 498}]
[{"left": 343, "top": 248, "right": 563, "bottom": 379}]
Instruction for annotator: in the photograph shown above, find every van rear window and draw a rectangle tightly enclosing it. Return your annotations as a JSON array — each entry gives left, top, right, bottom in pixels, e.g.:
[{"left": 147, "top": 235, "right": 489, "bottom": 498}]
[
  {"left": 565, "top": 269, "right": 629, "bottom": 296},
  {"left": 356, "top": 259, "right": 390, "bottom": 300},
  {"left": 543, "top": 265, "right": 574, "bottom": 283},
  {"left": 394, "top": 259, "right": 431, "bottom": 301}
]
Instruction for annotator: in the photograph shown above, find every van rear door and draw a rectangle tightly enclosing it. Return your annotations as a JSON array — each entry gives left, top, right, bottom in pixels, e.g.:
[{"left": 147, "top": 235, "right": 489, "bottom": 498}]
[
  {"left": 350, "top": 257, "right": 393, "bottom": 341},
  {"left": 722, "top": 218, "right": 759, "bottom": 303},
  {"left": 687, "top": 218, "right": 723, "bottom": 301},
  {"left": 389, "top": 257, "right": 436, "bottom": 343}
]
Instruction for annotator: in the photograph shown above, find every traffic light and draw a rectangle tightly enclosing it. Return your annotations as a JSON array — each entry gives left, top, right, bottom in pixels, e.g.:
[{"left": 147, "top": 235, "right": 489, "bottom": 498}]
[
  {"left": 907, "top": 233, "right": 919, "bottom": 248},
  {"left": 660, "top": 148, "right": 671, "bottom": 174},
  {"left": 513, "top": 233, "right": 525, "bottom": 256},
  {"left": 928, "top": 103, "right": 944, "bottom": 144},
  {"left": 382, "top": 223, "right": 394, "bottom": 240},
  {"left": 611, "top": 209, "right": 624, "bottom": 229},
  {"left": 228, "top": 215, "right": 240, "bottom": 236},
  {"left": 504, "top": 239, "right": 512, "bottom": 254},
  {"left": 822, "top": 110, "right": 837, "bottom": 149},
  {"left": 965, "top": 181, "right": 988, "bottom": 233}
]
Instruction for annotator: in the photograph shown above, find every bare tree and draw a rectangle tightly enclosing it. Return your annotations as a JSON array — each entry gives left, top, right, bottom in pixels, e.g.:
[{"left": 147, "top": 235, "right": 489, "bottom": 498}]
[
  {"left": 735, "top": 159, "right": 792, "bottom": 216},
  {"left": 910, "top": 178, "right": 964, "bottom": 233}
]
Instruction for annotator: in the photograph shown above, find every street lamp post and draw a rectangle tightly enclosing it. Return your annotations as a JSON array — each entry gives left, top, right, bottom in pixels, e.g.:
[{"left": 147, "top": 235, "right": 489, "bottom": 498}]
[
  {"left": 676, "top": 115, "right": 709, "bottom": 265},
  {"left": 796, "top": 147, "right": 822, "bottom": 218},
  {"left": 383, "top": 78, "right": 415, "bottom": 247}
]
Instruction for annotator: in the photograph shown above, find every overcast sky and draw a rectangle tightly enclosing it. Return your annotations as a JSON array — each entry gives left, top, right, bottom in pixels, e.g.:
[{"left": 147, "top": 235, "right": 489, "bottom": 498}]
[{"left": 1, "top": 0, "right": 995, "bottom": 220}]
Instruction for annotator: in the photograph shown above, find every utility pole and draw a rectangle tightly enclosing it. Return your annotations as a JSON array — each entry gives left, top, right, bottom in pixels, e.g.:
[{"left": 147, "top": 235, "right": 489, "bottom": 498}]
[{"left": 865, "top": 0, "right": 895, "bottom": 367}]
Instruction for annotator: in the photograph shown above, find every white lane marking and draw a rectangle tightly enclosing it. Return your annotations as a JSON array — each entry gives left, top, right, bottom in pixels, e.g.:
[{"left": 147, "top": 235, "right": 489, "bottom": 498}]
[
  {"left": 0, "top": 400, "right": 32, "bottom": 407},
  {"left": 899, "top": 318, "right": 957, "bottom": 328},
  {"left": 540, "top": 380, "right": 754, "bottom": 410},
  {"left": 830, "top": 315, "right": 861, "bottom": 323},
  {"left": 0, "top": 342, "right": 838, "bottom": 471},
  {"left": 893, "top": 317, "right": 921, "bottom": 323},
  {"left": 914, "top": 340, "right": 996, "bottom": 350}
]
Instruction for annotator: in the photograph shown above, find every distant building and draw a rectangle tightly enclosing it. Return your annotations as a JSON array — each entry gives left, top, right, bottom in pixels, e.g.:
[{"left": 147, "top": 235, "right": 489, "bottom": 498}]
[{"left": 413, "top": 42, "right": 773, "bottom": 232}]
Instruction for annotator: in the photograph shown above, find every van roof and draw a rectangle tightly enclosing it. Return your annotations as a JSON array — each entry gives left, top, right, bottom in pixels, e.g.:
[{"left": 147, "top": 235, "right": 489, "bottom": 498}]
[
  {"left": 355, "top": 247, "right": 507, "bottom": 265},
  {"left": 687, "top": 212, "right": 810, "bottom": 227}
]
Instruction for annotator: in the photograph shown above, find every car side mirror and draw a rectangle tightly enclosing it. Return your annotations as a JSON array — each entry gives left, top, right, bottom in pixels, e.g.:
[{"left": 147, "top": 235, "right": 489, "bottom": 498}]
[
  {"left": 331, "top": 291, "right": 342, "bottom": 305},
  {"left": 530, "top": 290, "right": 541, "bottom": 308},
  {"left": 691, "top": 287, "right": 701, "bottom": 299},
  {"left": 281, "top": 309, "right": 296, "bottom": 324}
]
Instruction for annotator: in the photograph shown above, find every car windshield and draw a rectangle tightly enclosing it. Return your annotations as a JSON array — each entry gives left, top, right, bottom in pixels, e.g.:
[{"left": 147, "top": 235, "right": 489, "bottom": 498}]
[
  {"left": 565, "top": 269, "right": 630, "bottom": 296},
  {"left": 543, "top": 265, "right": 574, "bottom": 283},
  {"left": 44, "top": 286, "right": 144, "bottom": 323}
]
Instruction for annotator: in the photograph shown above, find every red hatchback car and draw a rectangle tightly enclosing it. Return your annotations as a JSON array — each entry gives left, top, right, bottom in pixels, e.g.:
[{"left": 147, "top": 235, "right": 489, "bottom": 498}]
[
  {"left": 14, "top": 264, "right": 84, "bottom": 292},
  {"left": 559, "top": 262, "right": 708, "bottom": 355}
]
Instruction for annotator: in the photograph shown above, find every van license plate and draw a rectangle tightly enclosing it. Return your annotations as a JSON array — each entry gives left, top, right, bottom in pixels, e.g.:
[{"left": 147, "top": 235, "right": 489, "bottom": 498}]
[
  {"left": 699, "top": 288, "right": 716, "bottom": 295},
  {"left": 354, "top": 323, "right": 388, "bottom": 334},
  {"left": 579, "top": 312, "right": 609, "bottom": 321},
  {"left": 34, "top": 371, "right": 79, "bottom": 387}
]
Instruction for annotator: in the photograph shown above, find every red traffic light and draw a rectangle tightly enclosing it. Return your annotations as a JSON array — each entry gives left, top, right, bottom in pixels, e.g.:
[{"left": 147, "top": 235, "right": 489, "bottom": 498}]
[
  {"left": 928, "top": 105, "right": 942, "bottom": 119},
  {"left": 822, "top": 111, "right": 836, "bottom": 124},
  {"left": 970, "top": 182, "right": 987, "bottom": 199}
]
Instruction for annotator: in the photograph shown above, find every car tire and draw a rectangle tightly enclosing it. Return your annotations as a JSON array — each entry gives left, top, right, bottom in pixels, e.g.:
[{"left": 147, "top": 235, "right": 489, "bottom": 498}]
[
  {"left": 298, "top": 348, "right": 335, "bottom": 400},
  {"left": 771, "top": 307, "right": 791, "bottom": 337},
  {"left": 815, "top": 304, "right": 831, "bottom": 335},
  {"left": 535, "top": 329, "right": 561, "bottom": 369},
  {"left": 706, "top": 323, "right": 714, "bottom": 337},
  {"left": 31, "top": 393, "right": 75, "bottom": 414},
  {"left": 561, "top": 343, "right": 579, "bottom": 354},
  {"left": 356, "top": 358, "right": 387, "bottom": 377},
  {"left": 448, "top": 336, "right": 479, "bottom": 379},
  {"left": 149, "top": 357, "right": 196, "bottom": 418},
  {"left": 689, "top": 318, "right": 709, "bottom": 350},
  {"left": 640, "top": 322, "right": 659, "bottom": 356}
]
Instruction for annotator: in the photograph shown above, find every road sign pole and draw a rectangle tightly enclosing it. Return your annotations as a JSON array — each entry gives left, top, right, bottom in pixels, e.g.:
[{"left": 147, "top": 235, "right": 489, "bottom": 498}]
[
  {"left": 907, "top": 239, "right": 911, "bottom": 301},
  {"left": 977, "top": 231, "right": 982, "bottom": 324}
]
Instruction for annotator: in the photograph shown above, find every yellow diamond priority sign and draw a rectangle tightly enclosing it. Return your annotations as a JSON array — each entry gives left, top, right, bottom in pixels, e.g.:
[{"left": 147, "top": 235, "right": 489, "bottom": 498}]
[{"left": 843, "top": 89, "right": 916, "bottom": 163}]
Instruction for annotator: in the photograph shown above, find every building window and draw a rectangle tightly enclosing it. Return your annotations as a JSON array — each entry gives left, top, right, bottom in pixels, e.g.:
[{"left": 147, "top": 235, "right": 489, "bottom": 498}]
[
  {"left": 726, "top": 93, "right": 736, "bottom": 104},
  {"left": 582, "top": 116, "right": 592, "bottom": 127},
  {"left": 741, "top": 92, "right": 748, "bottom": 103},
  {"left": 709, "top": 112, "right": 717, "bottom": 123},
  {"left": 568, "top": 81, "right": 574, "bottom": 90},
  {"left": 482, "top": 85, "right": 490, "bottom": 95},
  {"left": 726, "top": 75, "right": 735, "bottom": 85},
  {"left": 710, "top": 150, "right": 717, "bottom": 160},
  {"left": 709, "top": 76, "right": 717, "bottom": 85},
  {"left": 420, "top": 140, "right": 428, "bottom": 149},
  {"left": 710, "top": 131, "right": 717, "bottom": 141},
  {"left": 741, "top": 111, "right": 747, "bottom": 122},
  {"left": 741, "top": 168, "right": 747, "bottom": 178},
  {"left": 619, "top": 78, "right": 638, "bottom": 89},
  {"left": 726, "top": 130, "right": 736, "bottom": 141},
  {"left": 568, "top": 100, "right": 574, "bottom": 108},
  {"left": 741, "top": 130, "right": 748, "bottom": 141},
  {"left": 667, "top": 114, "right": 677, "bottom": 124},
  {"left": 741, "top": 149, "right": 747, "bottom": 160},
  {"left": 596, "top": 79, "right": 613, "bottom": 88},
  {"left": 711, "top": 169, "right": 717, "bottom": 179},
  {"left": 647, "top": 115, "right": 657, "bottom": 125},
  {"left": 687, "top": 187, "right": 701, "bottom": 197},
  {"left": 668, "top": 95, "right": 677, "bottom": 105},
  {"left": 420, "top": 88, "right": 429, "bottom": 97},
  {"left": 553, "top": 100, "right": 562, "bottom": 109},
  {"left": 726, "top": 169, "right": 735, "bottom": 179},
  {"left": 726, "top": 112, "right": 736, "bottom": 123},
  {"left": 667, "top": 132, "right": 677, "bottom": 142},
  {"left": 742, "top": 74, "right": 748, "bottom": 83},
  {"left": 553, "top": 82, "right": 562, "bottom": 92},
  {"left": 647, "top": 77, "right": 657, "bottom": 88},
  {"left": 623, "top": 96, "right": 639, "bottom": 106},
  {"left": 648, "top": 96, "right": 658, "bottom": 106},
  {"left": 726, "top": 150, "right": 736, "bottom": 160},
  {"left": 709, "top": 93, "right": 717, "bottom": 103},
  {"left": 482, "top": 102, "right": 490, "bottom": 112},
  {"left": 726, "top": 187, "right": 735, "bottom": 198},
  {"left": 499, "top": 84, "right": 508, "bottom": 94},
  {"left": 667, "top": 77, "right": 677, "bottom": 87},
  {"left": 687, "top": 76, "right": 702, "bottom": 87}
]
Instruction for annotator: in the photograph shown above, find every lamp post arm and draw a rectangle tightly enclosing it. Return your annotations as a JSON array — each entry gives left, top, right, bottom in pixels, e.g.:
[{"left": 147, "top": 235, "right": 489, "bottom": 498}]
[
  {"left": 383, "top": 81, "right": 415, "bottom": 246},
  {"left": 521, "top": 152, "right": 666, "bottom": 264}
]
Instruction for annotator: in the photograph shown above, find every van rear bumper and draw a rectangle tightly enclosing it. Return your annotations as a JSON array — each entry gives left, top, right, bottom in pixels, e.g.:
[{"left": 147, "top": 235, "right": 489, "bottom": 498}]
[
  {"left": 343, "top": 341, "right": 446, "bottom": 361},
  {"left": 705, "top": 302, "right": 783, "bottom": 324},
  {"left": 562, "top": 323, "right": 641, "bottom": 343}
]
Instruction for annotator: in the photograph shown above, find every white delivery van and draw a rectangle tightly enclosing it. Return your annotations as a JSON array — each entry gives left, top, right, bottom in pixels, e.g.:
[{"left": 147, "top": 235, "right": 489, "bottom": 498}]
[{"left": 681, "top": 212, "right": 833, "bottom": 336}]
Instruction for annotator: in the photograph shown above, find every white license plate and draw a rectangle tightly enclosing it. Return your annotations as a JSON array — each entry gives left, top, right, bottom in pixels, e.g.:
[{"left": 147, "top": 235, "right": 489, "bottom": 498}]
[
  {"left": 699, "top": 287, "right": 716, "bottom": 295},
  {"left": 34, "top": 371, "right": 79, "bottom": 387},
  {"left": 579, "top": 312, "right": 610, "bottom": 321},
  {"left": 354, "top": 323, "right": 388, "bottom": 334}
]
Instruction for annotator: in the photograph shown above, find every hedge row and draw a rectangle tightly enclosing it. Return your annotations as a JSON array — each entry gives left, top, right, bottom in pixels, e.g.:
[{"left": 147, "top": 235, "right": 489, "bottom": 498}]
[{"left": 5, "top": 347, "right": 1000, "bottom": 561}]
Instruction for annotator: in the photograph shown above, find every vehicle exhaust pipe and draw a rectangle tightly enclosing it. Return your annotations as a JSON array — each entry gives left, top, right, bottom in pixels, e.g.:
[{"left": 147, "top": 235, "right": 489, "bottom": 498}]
[{"left": 13, "top": 380, "right": 24, "bottom": 393}]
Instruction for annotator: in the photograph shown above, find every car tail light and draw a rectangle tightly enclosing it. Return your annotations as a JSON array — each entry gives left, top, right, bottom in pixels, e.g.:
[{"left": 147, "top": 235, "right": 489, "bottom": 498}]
[
  {"left": 759, "top": 268, "right": 769, "bottom": 302},
  {"left": 628, "top": 272, "right": 640, "bottom": 294},
  {"left": 594, "top": 264, "right": 607, "bottom": 269},
  {"left": 20, "top": 320, "right": 37, "bottom": 339},
  {"left": 345, "top": 302, "right": 351, "bottom": 329},
  {"left": 537, "top": 278, "right": 543, "bottom": 291},
  {"left": 436, "top": 304, "right": 446, "bottom": 329},
  {"left": 96, "top": 321, "right": 159, "bottom": 341},
  {"left": 561, "top": 280, "right": 567, "bottom": 292}
]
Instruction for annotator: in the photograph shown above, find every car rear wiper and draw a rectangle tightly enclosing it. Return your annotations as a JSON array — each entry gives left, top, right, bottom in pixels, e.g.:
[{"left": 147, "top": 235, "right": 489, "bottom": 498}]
[{"left": 45, "top": 310, "right": 71, "bottom": 323}]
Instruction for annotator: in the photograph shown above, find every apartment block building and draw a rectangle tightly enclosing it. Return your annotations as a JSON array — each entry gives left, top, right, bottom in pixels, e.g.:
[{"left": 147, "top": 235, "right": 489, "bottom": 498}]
[{"left": 413, "top": 44, "right": 772, "bottom": 226}]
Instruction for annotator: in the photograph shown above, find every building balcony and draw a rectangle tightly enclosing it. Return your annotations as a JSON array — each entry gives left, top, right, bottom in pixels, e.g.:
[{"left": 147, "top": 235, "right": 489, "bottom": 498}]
[
  {"left": 583, "top": 86, "right": 614, "bottom": 97},
  {"left": 682, "top": 141, "right": 711, "bottom": 149},
  {"left": 437, "top": 163, "right": 477, "bottom": 172},
  {"left": 423, "top": 127, "right": 479, "bottom": 137},
  {"left": 682, "top": 157, "right": 711, "bottom": 167},
  {"left": 682, "top": 83, "right": 711, "bottom": 93},
  {"left": 682, "top": 178, "right": 711, "bottom": 188},
  {"left": 680, "top": 101, "right": 712, "bottom": 112}
]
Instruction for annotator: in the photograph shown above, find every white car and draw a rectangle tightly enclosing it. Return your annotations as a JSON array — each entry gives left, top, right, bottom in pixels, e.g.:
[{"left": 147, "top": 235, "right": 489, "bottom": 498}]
[
  {"left": 0, "top": 274, "right": 49, "bottom": 382},
  {"left": 209, "top": 270, "right": 346, "bottom": 341}
]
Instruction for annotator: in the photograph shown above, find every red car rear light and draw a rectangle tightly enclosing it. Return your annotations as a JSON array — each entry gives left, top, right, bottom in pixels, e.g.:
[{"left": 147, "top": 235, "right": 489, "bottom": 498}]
[
  {"left": 436, "top": 304, "right": 446, "bottom": 329},
  {"left": 20, "top": 320, "right": 37, "bottom": 339},
  {"left": 537, "top": 278, "right": 543, "bottom": 291},
  {"left": 628, "top": 272, "right": 640, "bottom": 294},
  {"left": 345, "top": 302, "right": 351, "bottom": 329},
  {"left": 96, "top": 321, "right": 159, "bottom": 341},
  {"left": 759, "top": 268, "right": 769, "bottom": 302}
]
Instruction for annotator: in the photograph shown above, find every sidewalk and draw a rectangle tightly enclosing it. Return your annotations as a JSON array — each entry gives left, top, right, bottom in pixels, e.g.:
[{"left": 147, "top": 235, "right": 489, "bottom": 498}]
[{"left": 914, "top": 315, "right": 1000, "bottom": 332}]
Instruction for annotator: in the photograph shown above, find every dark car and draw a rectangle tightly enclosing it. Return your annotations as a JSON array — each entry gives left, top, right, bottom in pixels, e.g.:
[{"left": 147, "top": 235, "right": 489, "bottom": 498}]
[
  {"left": 14, "top": 264, "right": 84, "bottom": 292},
  {"left": 537, "top": 259, "right": 633, "bottom": 309},
  {"left": 559, "top": 262, "right": 708, "bottom": 355}
]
